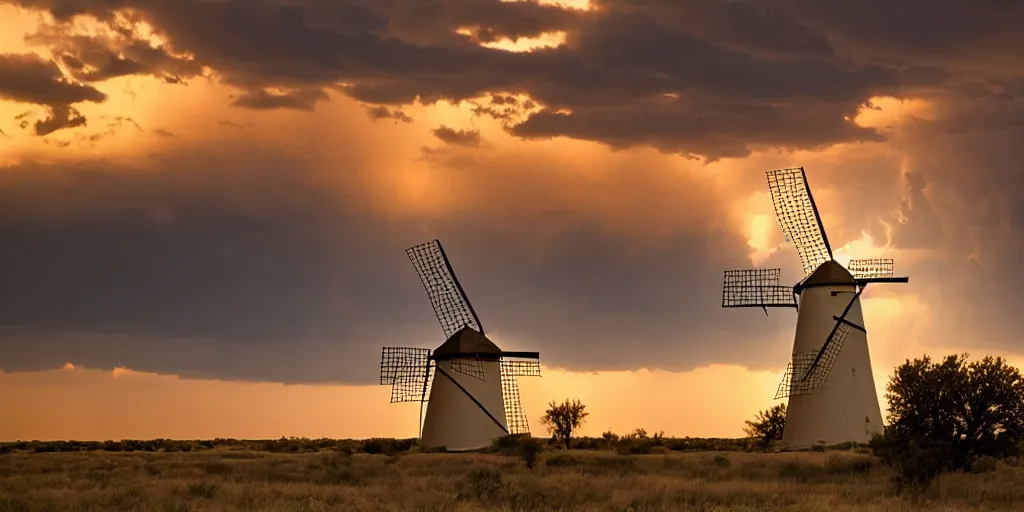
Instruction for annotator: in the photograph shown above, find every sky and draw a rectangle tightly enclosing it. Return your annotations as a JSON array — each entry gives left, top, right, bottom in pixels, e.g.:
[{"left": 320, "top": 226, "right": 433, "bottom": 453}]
[{"left": 1, "top": 0, "right": 1023, "bottom": 441}]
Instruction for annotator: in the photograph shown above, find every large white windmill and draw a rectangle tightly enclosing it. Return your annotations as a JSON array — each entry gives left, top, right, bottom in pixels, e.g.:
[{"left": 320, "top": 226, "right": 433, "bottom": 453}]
[
  {"left": 380, "top": 239, "right": 541, "bottom": 452},
  {"left": 722, "top": 167, "right": 909, "bottom": 448}
]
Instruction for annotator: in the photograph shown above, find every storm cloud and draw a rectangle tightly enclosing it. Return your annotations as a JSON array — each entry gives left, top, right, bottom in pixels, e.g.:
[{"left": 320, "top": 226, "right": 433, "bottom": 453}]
[
  {"left": 0, "top": 0, "right": 970, "bottom": 157},
  {"left": 1, "top": 0, "right": 1024, "bottom": 384},
  {"left": 0, "top": 138, "right": 794, "bottom": 384}
]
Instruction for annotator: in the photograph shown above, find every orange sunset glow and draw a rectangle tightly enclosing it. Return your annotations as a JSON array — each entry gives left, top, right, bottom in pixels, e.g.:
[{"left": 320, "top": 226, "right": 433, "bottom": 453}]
[{"left": 2, "top": 0, "right": 1023, "bottom": 445}]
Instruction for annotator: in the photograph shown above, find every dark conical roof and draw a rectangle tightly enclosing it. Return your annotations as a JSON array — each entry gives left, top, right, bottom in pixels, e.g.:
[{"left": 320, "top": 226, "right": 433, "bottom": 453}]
[
  {"left": 795, "top": 260, "right": 855, "bottom": 293},
  {"left": 432, "top": 326, "right": 502, "bottom": 358}
]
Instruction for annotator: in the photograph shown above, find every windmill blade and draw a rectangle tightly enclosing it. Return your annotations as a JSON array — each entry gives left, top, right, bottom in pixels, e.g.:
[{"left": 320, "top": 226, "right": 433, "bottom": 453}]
[
  {"left": 380, "top": 347, "right": 432, "bottom": 403},
  {"left": 775, "top": 353, "right": 815, "bottom": 399},
  {"left": 766, "top": 168, "right": 833, "bottom": 276},
  {"left": 449, "top": 357, "right": 486, "bottom": 381},
  {"left": 848, "top": 258, "right": 894, "bottom": 279},
  {"left": 501, "top": 369, "right": 530, "bottom": 435},
  {"left": 774, "top": 323, "right": 854, "bottom": 399},
  {"left": 722, "top": 268, "right": 798, "bottom": 311},
  {"left": 499, "top": 354, "right": 542, "bottom": 377},
  {"left": 501, "top": 356, "right": 540, "bottom": 435},
  {"left": 407, "top": 239, "right": 484, "bottom": 338}
]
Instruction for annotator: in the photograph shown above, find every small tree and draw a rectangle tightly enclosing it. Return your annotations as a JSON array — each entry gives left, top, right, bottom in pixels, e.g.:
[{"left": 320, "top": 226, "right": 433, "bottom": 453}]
[
  {"left": 873, "top": 354, "right": 1024, "bottom": 486},
  {"left": 743, "top": 403, "right": 786, "bottom": 449},
  {"left": 541, "top": 399, "right": 588, "bottom": 449}
]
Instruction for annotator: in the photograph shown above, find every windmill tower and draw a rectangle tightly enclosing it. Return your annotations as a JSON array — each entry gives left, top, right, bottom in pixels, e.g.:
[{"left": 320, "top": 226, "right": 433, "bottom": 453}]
[
  {"left": 722, "top": 167, "right": 909, "bottom": 448},
  {"left": 380, "top": 239, "right": 542, "bottom": 452}
]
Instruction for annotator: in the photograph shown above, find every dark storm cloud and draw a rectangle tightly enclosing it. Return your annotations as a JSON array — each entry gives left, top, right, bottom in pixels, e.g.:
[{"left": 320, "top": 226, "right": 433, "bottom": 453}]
[
  {"left": 510, "top": 97, "right": 883, "bottom": 160},
  {"left": 781, "top": 0, "right": 1024, "bottom": 66},
  {"left": 365, "top": 105, "right": 413, "bottom": 124},
  {"left": 0, "top": 52, "right": 106, "bottom": 105},
  {"left": 5, "top": 0, "right": 960, "bottom": 160},
  {"left": 31, "top": 104, "right": 88, "bottom": 135},
  {"left": 431, "top": 125, "right": 481, "bottom": 147},
  {"left": 0, "top": 143, "right": 792, "bottom": 383},
  {"left": 0, "top": 52, "right": 108, "bottom": 135},
  {"left": 25, "top": 27, "right": 203, "bottom": 84},
  {"left": 4, "top": 0, "right": 1024, "bottom": 380},
  {"left": 231, "top": 88, "right": 330, "bottom": 111}
]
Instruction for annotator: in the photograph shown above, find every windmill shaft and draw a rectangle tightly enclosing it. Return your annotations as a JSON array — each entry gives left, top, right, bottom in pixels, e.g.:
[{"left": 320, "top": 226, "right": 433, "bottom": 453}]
[
  {"left": 418, "top": 350, "right": 433, "bottom": 437},
  {"left": 495, "top": 351, "right": 540, "bottom": 359},
  {"left": 799, "top": 167, "right": 832, "bottom": 259},
  {"left": 832, "top": 315, "right": 867, "bottom": 333},
  {"left": 857, "top": 277, "right": 909, "bottom": 285},
  {"left": 435, "top": 241, "right": 485, "bottom": 335}
]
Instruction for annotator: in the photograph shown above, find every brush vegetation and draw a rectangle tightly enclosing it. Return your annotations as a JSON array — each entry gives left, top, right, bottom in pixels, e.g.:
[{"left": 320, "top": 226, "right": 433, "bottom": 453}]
[{"left": 2, "top": 442, "right": 1024, "bottom": 511}]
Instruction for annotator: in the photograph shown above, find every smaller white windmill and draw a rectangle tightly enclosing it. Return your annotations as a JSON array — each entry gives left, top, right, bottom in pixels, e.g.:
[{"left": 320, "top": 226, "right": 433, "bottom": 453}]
[
  {"left": 380, "top": 239, "right": 541, "bottom": 452},
  {"left": 722, "top": 167, "right": 909, "bottom": 448}
]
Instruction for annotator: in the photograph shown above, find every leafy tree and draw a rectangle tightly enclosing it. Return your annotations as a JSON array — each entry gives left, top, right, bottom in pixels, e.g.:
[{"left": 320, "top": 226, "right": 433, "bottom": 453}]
[
  {"left": 743, "top": 403, "right": 786, "bottom": 449},
  {"left": 541, "top": 399, "right": 589, "bottom": 449},
  {"left": 872, "top": 354, "right": 1024, "bottom": 486}
]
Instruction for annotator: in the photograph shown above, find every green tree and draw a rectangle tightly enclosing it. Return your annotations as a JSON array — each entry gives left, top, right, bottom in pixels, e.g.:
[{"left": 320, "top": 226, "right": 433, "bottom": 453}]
[
  {"left": 541, "top": 399, "right": 589, "bottom": 449},
  {"left": 743, "top": 403, "right": 786, "bottom": 449},
  {"left": 872, "top": 354, "right": 1024, "bottom": 486}
]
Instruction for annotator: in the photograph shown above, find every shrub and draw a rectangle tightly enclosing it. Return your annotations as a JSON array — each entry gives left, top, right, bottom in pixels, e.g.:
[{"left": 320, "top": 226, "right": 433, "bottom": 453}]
[
  {"left": 518, "top": 437, "right": 543, "bottom": 470},
  {"left": 490, "top": 434, "right": 543, "bottom": 469},
  {"left": 871, "top": 354, "right": 1024, "bottom": 489},
  {"left": 743, "top": 403, "right": 786, "bottom": 450}
]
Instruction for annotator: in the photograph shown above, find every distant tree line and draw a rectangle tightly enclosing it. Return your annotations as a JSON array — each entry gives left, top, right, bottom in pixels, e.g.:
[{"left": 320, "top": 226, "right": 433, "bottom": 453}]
[{"left": 0, "top": 437, "right": 419, "bottom": 455}]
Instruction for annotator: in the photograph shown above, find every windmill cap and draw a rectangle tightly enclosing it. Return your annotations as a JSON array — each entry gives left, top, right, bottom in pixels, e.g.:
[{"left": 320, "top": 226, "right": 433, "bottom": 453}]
[
  {"left": 432, "top": 325, "right": 503, "bottom": 360},
  {"left": 796, "top": 260, "right": 856, "bottom": 293}
]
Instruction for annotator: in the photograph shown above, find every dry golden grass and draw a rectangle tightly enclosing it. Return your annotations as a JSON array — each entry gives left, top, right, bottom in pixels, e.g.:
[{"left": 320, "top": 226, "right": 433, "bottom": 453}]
[{"left": 1, "top": 448, "right": 1023, "bottom": 511}]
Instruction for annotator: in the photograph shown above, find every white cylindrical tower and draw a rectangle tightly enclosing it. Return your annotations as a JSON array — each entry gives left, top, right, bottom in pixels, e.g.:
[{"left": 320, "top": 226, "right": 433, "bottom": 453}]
[
  {"left": 782, "top": 261, "right": 884, "bottom": 448},
  {"left": 420, "top": 327, "right": 508, "bottom": 451}
]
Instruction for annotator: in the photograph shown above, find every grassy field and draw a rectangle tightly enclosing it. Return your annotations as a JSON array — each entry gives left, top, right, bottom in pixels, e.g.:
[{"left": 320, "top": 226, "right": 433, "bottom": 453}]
[{"left": 2, "top": 445, "right": 1024, "bottom": 511}]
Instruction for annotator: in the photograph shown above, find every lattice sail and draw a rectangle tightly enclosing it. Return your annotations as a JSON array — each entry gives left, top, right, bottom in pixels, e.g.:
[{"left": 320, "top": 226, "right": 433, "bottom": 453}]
[
  {"left": 449, "top": 357, "right": 485, "bottom": 381},
  {"left": 407, "top": 240, "right": 483, "bottom": 338},
  {"left": 500, "top": 357, "right": 542, "bottom": 377},
  {"left": 767, "top": 168, "right": 832, "bottom": 276},
  {"left": 722, "top": 268, "right": 797, "bottom": 308},
  {"left": 380, "top": 347, "right": 432, "bottom": 403},
  {"left": 774, "top": 323, "right": 851, "bottom": 399},
  {"left": 848, "top": 258, "right": 894, "bottom": 279},
  {"left": 501, "top": 357, "right": 541, "bottom": 435}
]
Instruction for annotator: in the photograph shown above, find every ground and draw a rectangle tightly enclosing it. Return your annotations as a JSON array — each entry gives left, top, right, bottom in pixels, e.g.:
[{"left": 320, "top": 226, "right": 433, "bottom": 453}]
[{"left": 2, "top": 447, "right": 1024, "bottom": 511}]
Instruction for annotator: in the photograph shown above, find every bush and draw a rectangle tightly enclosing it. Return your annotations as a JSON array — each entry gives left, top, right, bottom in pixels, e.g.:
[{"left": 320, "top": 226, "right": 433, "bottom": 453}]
[
  {"left": 871, "top": 354, "right": 1024, "bottom": 489},
  {"left": 743, "top": 403, "right": 786, "bottom": 450},
  {"left": 519, "top": 437, "right": 543, "bottom": 470},
  {"left": 490, "top": 434, "right": 543, "bottom": 469}
]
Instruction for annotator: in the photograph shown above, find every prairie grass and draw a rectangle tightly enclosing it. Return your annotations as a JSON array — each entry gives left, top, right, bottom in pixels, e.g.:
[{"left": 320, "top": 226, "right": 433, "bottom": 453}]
[{"left": 0, "top": 448, "right": 1022, "bottom": 511}]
